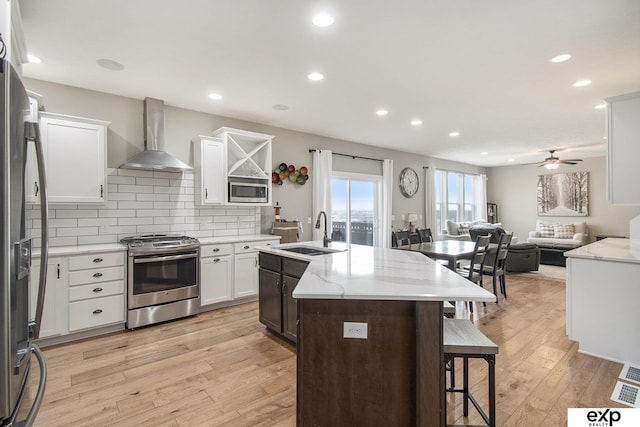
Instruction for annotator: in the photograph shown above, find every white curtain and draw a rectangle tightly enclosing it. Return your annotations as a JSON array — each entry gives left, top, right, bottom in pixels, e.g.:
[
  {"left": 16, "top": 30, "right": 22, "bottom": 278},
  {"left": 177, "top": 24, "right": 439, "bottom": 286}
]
[
  {"left": 381, "top": 159, "right": 393, "bottom": 248},
  {"left": 474, "top": 174, "right": 488, "bottom": 221},
  {"left": 312, "top": 149, "right": 333, "bottom": 241},
  {"left": 424, "top": 167, "right": 438, "bottom": 239}
]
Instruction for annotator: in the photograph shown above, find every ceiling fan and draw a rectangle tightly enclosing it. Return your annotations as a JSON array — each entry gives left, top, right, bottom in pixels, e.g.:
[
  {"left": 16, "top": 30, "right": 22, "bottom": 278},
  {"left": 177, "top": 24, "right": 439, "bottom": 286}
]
[{"left": 538, "top": 150, "right": 583, "bottom": 170}]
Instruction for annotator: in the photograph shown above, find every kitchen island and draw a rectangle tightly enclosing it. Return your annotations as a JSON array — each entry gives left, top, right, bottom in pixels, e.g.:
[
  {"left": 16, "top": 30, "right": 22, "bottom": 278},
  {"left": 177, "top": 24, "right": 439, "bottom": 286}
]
[
  {"left": 565, "top": 238, "right": 640, "bottom": 366},
  {"left": 257, "top": 242, "right": 495, "bottom": 427}
]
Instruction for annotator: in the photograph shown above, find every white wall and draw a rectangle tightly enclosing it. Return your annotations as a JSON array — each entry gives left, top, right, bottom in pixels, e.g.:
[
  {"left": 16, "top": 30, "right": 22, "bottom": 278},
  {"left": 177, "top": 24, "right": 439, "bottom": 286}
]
[
  {"left": 24, "top": 78, "right": 484, "bottom": 242},
  {"left": 486, "top": 157, "right": 640, "bottom": 242}
]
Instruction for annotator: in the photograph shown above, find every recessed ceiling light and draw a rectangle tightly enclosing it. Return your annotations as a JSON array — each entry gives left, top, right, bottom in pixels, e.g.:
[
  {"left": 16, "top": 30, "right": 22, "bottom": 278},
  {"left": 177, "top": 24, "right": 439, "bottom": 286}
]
[
  {"left": 508, "top": 158, "right": 515, "bottom": 162},
  {"left": 313, "top": 13, "right": 334, "bottom": 27},
  {"left": 573, "top": 79, "right": 591, "bottom": 87},
  {"left": 208, "top": 93, "right": 222, "bottom": 100},
  {"left": 480, "top": 152, "right": 488, "bottom": 155},
  {"left": 594, "top": 103, "right": 607, "bottom": 109},
  {"left": 27, "top": 54, "right": 42, "bottom": 63},
  {"left": 308, "top": 72, "right": 324, "bottom": 81},
  {"left": 272, "top": 104, "right": 289, "bottom": 111},
  {"left": 603, "top": 136, "right": 607, "bottom": 140},
  {"left": 411, "top": 120, "right": 423, "bottom": 126},
  {"left": 550, "top": 54, "right": 571, "bottom": 63},
  {"left": 376, "top": 109, "right": 389, "bottom": 116},
  {"left": 449, "top": 131, "right": 460, "bottom": 137},
  {"left": 96, "top": 58, "right": 125, "bottom": 71}
]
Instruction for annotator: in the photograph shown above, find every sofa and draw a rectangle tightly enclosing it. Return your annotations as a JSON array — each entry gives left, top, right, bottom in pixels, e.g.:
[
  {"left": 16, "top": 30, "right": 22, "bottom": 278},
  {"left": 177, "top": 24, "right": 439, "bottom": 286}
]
[
  {"left": 442, "top": 220, "right": 494, "bottom": 241},
  {"left": 527, "top": 220, "right": 588, "bottom": 248},
  {"left": 527, "top": 220, "right": 588, "bottom": 266}
]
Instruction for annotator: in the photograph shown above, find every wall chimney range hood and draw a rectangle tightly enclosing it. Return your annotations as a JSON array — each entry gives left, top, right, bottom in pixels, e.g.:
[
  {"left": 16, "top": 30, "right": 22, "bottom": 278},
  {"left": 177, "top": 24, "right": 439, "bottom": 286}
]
[{"left": 119, "top": 97, "right": 192, "bottom": 172}]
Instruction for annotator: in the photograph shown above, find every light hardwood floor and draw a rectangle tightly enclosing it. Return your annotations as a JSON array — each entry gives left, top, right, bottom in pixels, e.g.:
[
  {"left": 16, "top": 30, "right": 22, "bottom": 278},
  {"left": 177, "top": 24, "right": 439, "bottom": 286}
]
[{"left": 25, "top": 271, "right": 625, "bottom": 426}]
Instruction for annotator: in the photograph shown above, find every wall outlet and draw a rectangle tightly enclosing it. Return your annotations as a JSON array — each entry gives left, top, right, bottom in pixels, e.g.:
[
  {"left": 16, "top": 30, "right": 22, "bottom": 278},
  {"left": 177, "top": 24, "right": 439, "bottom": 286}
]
[
  {"left": 100, "top": 223, "right": 109, "bottom": 233},
  {"left": 307, "top": 216, "right": 312, "bottom": 224},
  {"left": 343, "top": 322, "right": 368, "bottom": 339}
]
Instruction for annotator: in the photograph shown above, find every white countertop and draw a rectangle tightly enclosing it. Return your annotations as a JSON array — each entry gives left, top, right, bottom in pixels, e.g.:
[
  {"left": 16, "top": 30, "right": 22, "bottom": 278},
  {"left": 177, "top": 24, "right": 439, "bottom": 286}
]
[
  {"left": 256, "top": 241, "right": 496, "bottom": 302},
  {"left": 33, "top": 243, "right": 126, "bottom": 257},
  {"left": 565, "top": 238, "right": 640, "bottom": 264},
  {"left": 198, "top": 234, "right": 280, "bottom": 245},
  {"left": 34, "top": 234, "right": 279, "bottom": 257}
]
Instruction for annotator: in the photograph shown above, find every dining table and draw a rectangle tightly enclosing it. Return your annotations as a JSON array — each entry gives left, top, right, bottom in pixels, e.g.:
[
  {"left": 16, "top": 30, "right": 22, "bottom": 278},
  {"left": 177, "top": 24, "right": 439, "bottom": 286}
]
[{"left": 396, "top": 240, "right": 477, "bottom": 270}]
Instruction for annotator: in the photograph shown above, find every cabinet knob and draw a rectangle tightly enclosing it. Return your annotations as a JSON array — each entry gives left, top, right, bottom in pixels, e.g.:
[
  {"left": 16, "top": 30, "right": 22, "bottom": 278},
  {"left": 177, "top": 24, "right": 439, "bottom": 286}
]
[
  {"left": 213, "top": 248, "right": 220, "bottom": 252},
  {"left": 92, "top": 309, "right": 103, "bottom": 315},
  {"left": 93, "top": 272, "right": 103, "bottom": 278},
  {"left": 93, "top": 257, "right": 103, "bottom": 263},
  {"left": 93, "top": 287, "right": 103, "bottom": 293}
]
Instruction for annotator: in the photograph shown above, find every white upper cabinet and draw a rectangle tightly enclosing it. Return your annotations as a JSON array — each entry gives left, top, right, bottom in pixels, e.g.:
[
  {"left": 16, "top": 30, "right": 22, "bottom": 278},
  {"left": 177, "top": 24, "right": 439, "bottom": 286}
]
[
  {"left": 605, "top": 91, "right": 640, "bottom": 205},
  {"left": 193, "top": 136, "right": 225, "bottom": 205},
  {"left": 214, "top": 127, "right": 273, "bottom": 206},
  {"left": 194, "top": 128, "right": 273, "bottom": 206},
  {"left": 39, "top": 112, "right": 109, "bottom": 204}
]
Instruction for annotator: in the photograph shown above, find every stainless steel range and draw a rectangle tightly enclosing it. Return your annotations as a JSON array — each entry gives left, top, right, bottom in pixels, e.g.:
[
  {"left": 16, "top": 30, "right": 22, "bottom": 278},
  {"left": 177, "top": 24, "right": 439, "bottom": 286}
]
[{"left": 120, "top": 234, "right": 200, "bottom": 329}]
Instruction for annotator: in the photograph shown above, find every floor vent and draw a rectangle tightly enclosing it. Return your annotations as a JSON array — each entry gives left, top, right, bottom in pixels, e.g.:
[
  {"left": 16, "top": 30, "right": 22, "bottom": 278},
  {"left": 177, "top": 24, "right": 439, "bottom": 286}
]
[
  {"left": 619, "top": 363, "right": 640, "bottom": 385},
  {"left": 611, "top": 381, "right": 640, "bottom": 408}
]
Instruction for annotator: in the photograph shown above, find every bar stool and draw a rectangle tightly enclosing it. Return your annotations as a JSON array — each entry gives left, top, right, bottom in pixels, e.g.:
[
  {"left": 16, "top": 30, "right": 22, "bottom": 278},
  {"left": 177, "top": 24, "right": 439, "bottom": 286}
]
[{"left": 444, "top": 319, "right": 498, "bottom": 427}]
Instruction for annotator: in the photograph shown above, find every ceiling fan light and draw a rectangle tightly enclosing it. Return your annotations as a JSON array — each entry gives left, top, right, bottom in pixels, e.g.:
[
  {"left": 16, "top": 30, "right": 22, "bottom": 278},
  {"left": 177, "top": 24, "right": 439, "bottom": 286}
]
[{"left": 544, "top": 163, "right": 560, "bottom": 170}]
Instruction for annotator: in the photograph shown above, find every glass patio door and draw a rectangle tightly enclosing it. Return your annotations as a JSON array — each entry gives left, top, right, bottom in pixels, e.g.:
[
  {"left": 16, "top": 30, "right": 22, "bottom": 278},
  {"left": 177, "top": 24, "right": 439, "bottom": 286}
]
[{"left": 331, "top": 173, "right": 381, "bottom": 246}]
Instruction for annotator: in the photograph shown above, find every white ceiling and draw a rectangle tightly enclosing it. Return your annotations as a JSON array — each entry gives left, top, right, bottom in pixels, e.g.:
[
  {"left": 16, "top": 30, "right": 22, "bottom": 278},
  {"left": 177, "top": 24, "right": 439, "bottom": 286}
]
[{"left": 19, "top": 0, "right": 640, "bottom": 167}]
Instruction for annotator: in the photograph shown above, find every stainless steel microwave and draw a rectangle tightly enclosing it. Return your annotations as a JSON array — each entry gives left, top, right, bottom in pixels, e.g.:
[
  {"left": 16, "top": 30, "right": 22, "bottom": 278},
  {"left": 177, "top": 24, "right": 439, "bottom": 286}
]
[{"left": 228, "top": 181, "right": 268, "bottom": 203}]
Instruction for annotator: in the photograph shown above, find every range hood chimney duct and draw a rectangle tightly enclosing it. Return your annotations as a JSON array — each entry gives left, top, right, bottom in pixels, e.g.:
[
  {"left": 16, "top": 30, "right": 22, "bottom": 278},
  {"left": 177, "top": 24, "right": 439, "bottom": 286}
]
[{"left": 119, "top": 97, "right": 192, "bottom": 172}]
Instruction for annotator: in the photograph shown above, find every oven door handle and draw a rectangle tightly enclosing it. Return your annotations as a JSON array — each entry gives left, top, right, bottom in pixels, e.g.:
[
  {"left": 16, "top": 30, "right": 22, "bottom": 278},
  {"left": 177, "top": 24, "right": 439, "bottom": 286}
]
[{"left": 133, "top": 253, "right": 198, "bottom": 263}]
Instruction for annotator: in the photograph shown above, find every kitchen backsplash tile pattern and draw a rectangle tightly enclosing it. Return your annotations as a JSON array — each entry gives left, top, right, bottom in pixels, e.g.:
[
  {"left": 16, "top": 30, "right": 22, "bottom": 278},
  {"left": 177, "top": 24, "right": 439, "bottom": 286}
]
[{"left": 27, "top": 168, "right": 260, "bottom": 247}]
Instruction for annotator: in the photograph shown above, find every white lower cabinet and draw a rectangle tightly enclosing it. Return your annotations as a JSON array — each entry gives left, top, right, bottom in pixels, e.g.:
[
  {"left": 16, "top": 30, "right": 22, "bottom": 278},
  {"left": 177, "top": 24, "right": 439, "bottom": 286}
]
[
  {"left": 200, "top": 239, "right": 280, "bottom": 307},
  {"left": 200, "top": 243, "right": 233, "bottom": 306},
  {"left": 30, "top": 257, "right": 65, "bottom": 338},
  {"left": 67, "top": 251, "right": 125, "bottom": 332},
  {"left": 234, "top": 252, "right": 259, "bottom": 298},
  {"left": 31, "top": 250, "right": 126, "bottom": 341}
]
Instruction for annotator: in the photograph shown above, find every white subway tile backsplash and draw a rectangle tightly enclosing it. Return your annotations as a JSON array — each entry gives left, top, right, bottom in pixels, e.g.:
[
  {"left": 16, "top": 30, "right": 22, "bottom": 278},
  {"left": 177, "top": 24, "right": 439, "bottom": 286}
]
[
  {"left": 118, "top": 201, "right": 154, "bottom": 209},
  {"left": 136, "top": 193, "right": 170, "bottom": 202},
  {"left": 28, "top": 171, "right": 261, "bottom": 247},
  {"left": 99, "top": 209, "right": 136, "bottom": 218},
  {"left": 136, "top": 209, "right": 170, "bottom": 217},
  {"left": 57, "top": 227, "right": 98, "bottom": 237},
  {"left": 118, "top": 217, "right": 154, "bottom": 226},
  {"left": 56, "top": 209, "right": 98, "bottom": 218}
]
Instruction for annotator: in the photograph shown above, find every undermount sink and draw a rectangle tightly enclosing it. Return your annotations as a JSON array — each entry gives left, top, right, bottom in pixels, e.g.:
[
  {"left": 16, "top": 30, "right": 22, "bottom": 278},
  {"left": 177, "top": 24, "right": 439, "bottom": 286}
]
[{"left": 279, "top": 246, "right": 343, "bottom": 256}]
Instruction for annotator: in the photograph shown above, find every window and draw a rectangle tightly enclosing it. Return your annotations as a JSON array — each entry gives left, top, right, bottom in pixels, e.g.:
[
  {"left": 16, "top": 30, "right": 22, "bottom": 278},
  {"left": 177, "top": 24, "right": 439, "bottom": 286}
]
[
  {"left": 434, "top": 170, "right": 484, "bottom": 234},
  {"left": 331, "top": 172, "right": 382, "bottom": 246}
]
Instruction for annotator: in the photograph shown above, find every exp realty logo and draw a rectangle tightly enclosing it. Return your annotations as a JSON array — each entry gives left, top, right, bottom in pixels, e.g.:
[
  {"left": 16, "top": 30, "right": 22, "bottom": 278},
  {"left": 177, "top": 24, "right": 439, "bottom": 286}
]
[{"left": 568, "top": 408, "right": 640, "bottom": 426}]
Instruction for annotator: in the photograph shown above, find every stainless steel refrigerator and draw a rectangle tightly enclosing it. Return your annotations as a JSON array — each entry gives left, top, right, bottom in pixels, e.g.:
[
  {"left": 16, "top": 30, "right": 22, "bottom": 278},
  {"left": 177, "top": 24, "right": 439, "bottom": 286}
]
[{"left": 1, "top": 58, "right": 49, "bottom": 426}]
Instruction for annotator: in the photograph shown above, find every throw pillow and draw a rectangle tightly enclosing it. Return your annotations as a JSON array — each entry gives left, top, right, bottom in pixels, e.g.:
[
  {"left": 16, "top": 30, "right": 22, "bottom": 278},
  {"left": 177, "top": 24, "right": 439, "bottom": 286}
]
[
  {"left": 458, "top": 223, "right": 470, "bottom": 235},
  {"left": 446, "top": 220, "right": 459, "bottom": 235},
  {"left": 554, "top": 224, "right": 575, "bottom": 239},
  {"left": 538, "top": 223, "right": 554, "bottom": 238}
]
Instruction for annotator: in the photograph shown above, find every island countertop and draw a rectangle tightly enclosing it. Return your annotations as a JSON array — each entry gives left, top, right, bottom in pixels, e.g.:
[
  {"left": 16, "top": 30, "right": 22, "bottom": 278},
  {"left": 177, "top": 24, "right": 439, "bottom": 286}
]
[
  {"left": 256, "top": 241, "right": 496, "bottom": 302},
  {"left": 565, "top": 238, "right": 640, "bottom": 264}
]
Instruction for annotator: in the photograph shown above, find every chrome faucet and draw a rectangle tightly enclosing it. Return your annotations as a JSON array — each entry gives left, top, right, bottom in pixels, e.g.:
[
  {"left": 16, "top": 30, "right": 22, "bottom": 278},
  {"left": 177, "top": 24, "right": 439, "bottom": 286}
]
[{"left": 315, "top": 211, "right": 332, "bottom": 247}]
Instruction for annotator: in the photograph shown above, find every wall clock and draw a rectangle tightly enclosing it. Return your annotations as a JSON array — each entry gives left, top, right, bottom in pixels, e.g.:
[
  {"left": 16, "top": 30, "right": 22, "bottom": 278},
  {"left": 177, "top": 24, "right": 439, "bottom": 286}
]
[{"left": 399, "top": 167, "right": 419, "bottom": 198}]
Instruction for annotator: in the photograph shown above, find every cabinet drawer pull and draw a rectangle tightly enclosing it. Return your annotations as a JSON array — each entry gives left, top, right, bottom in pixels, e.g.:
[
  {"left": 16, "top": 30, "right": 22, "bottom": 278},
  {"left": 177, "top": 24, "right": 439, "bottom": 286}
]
[
  {"left": 93, "top": 272, "right": 103, "bottom": 278},
  {"left": 244, "top": 245, "right": 250, "bottom": 250},
  {"left": 93, "top": 309, "right": 103, "bottom": 315},
  {"left": 213, "top": 248, "right": 220, "bottom": 252},
  {"left": 213, "top": 258, "right": 220, "bottom": 263},
  {"left": 93, "top": 287, "right": 103, "bottom": 293},
  {"left": 93, "top": 257, "right": 103, "bottom": 263}
]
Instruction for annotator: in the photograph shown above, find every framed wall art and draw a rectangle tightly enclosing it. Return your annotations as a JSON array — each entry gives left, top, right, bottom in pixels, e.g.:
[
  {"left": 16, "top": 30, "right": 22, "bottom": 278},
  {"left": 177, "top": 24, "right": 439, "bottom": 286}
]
[{"left": 537, "top": 172, "right": 589, "bottom": 216}]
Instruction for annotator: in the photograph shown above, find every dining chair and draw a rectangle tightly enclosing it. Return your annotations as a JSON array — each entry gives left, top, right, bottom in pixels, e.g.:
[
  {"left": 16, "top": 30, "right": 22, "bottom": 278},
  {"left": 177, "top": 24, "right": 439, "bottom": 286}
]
[
  {"left": 391, "top": 230, "right": 411, "bottom": 247},
  {"left": 417, "top": 228, "right": 434, "bottom": 243},
  {"left": 456, "top": 235, "right": 491, "bottom": 288},
  {"left": 488, "top": 232, "right": 513, "bottom": 300}
]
